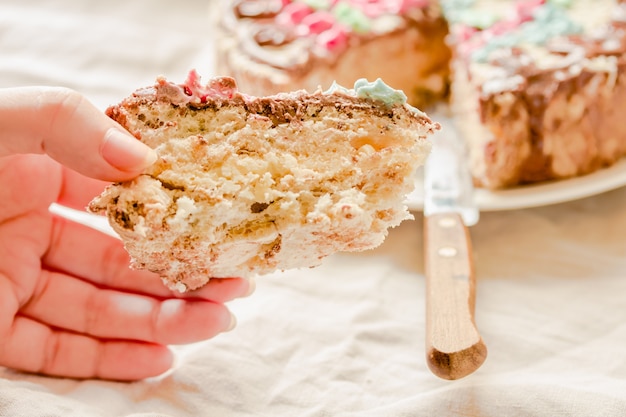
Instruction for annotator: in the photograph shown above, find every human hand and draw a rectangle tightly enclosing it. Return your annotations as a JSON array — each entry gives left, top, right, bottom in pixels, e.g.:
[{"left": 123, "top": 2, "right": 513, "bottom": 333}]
[{"left": 0, "top": 87, "right": 253, "bottom": 381}]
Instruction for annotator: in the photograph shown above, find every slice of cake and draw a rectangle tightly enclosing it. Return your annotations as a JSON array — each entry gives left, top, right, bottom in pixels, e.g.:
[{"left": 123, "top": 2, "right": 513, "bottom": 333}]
[
  {"left": 444, "top": 0, "right": 626, "bottom": 189},
  {"left": 88, "top": 72, "right": 437, "bottom": 292},
  {"left": 213, "top": 0, "right": 451, "bottom": 108}
]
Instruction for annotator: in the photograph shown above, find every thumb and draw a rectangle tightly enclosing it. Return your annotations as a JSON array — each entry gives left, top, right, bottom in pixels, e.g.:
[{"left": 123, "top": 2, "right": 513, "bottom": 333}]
[{"left": 0, "top": 86, "right": 157, "bottom": 182}]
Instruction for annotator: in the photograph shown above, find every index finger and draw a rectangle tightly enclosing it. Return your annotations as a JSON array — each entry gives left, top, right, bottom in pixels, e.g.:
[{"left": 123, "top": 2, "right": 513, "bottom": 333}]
[{"left": 0, "top": 87, "right": 156, "bottom": 182}]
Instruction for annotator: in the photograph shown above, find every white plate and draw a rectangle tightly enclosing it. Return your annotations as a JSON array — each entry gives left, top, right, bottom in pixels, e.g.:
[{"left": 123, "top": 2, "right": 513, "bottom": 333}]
[{"left": 407, "top": 158, "right": 626, "bottom": 212}]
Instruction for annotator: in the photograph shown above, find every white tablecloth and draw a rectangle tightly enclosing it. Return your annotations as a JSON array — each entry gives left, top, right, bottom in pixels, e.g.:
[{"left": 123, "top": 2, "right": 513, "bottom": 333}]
[{"left": 2, "top": 1, "right": 626, "bottom": 416}]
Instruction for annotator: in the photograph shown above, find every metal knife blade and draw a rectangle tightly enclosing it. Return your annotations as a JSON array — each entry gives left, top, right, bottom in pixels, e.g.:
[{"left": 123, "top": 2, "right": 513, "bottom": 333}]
[
  {"left": 423, "top": 119, "right": 478, "bottom": 226},
  {"left": 422, "top": 118, "right": 487, "bottom": 380}
]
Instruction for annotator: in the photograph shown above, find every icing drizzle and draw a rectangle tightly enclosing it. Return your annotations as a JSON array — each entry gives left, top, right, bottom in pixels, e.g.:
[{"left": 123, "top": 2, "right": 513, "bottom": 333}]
[
  {"left": 443, "top": 0, "right": 584, "bottom": 62},
  {"left": 231, "top": 0, "right": 433, "bottom": 64},
  {"left": 442, "top": 0, "right": 626, "bottom": 99}
]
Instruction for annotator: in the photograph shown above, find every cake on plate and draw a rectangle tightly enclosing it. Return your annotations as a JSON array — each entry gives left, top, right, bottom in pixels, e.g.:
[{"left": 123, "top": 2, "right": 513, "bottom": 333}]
[
  {"left": 88, "top": 72, "right": 437, "bottom": 291},
  {"left": 215, "top": 0, "right": 626, "bottom": 189},
  {"left": 446, "top": 0, "right": 626, "bottom": 188}
]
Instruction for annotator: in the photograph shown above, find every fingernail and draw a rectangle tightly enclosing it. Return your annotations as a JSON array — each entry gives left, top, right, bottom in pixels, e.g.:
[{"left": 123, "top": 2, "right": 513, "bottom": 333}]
[
  {"left": 244, "top": 277, "right": 256, "bottom": 297},
  {"left": 102, "top": 128, "right": 158, "bottom": 172},
  {"left": 225, "top": 312, "right": 237, "bottom": 332}
]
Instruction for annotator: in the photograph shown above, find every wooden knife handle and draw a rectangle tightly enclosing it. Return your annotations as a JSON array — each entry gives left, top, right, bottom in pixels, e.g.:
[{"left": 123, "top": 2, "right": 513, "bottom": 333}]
[{"left": 424, "top": 212, "right": 487, "bottom": 380}]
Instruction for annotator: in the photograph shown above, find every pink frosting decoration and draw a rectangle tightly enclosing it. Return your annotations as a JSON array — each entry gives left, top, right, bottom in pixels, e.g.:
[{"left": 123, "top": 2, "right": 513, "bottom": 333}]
[
  {"left": 254, "top": 0, "right": 432, "bottom": 53},
  {"left": 316, "top": 24, "right": 349, "bottom": 50},
  {"left": 183, "top": 70, "right": 238, "bottom": 102},
  {"left": 452, "top": 24, "right": 478, "bottom": 43},
  {"left": 516, "top": 0, "right": 546, "bottom": 23},
  {"left": 349, "top": 0, "right": 428, "bottom": 17},
  {"left": 276, "top": 2, "right": 313, "bottom": 26},
  {"left": 455, "top": 0, "right": 546, "bottom": 59},
  {"left": 301, "top": 11, "right": 335, "bottom": 35}
]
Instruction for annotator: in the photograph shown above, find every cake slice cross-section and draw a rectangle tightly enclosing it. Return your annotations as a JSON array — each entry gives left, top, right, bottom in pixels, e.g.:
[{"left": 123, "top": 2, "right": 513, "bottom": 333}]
[{"left": 88, "top": 72, "right": 437, "bottom": 291}]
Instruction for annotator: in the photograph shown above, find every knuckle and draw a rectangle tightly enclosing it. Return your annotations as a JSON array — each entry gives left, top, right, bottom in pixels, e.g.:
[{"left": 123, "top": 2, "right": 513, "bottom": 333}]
[
  {"left": 84, "top": 290, "right": 104, "bottom": 334},
  {"left": 38, "top": 86, "right": 81, "bottom": 113},
  {"left": 41, "top": 331, "right": 62, "bottom": 374},
  {"left": 98, "top": 240, "right": 133, "bottom": 286},
  {"left": 38, "top": 87, "right": 85, "bottom": 142},
  {"left": 43, "top": 86, "right": 83, "bottom": 108},
  {"left": 150, "top": 300, "right": 165, "bottom": 343}
]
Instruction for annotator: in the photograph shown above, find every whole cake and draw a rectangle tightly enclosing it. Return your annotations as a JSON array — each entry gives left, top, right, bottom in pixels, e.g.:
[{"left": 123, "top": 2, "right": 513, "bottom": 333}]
[
  {"left": 88, "top": 72, "right": 436, "bottom": 292},
  {"left": 213, "top": 0, "right": 451, "bottom": 108},
  {"left": 447, "top": 0, "right": 626, "bottom": 188},
  {"left": 215, "top": 0, "right": 626, "bottom": 189}
]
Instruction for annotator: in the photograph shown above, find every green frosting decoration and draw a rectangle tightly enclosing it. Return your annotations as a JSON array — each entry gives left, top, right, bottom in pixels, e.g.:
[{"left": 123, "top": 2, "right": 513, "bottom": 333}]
[
  {"left": 325, "top": 79, "right": 424, "bottom": 115},
  {"left": 302, "top": 0, "right": 332, "bottom": 10},
  {"left": 441, "top": 0, "right": 475, "bottom": 12},
  {"left": 456, "top": 9, "right": 499, "bottom": 29},
  {"left": 471, "top": 33, "right": 520, "bottom": 62},
  {"left": 473, "top": 3, "right": 582, "bottom": 62},
  {"left": 443, "top": 0, "right": 499, "bottom": 30},
  {"left": 354, "top": 78, "right": 407, "bottom": 107},
  {"left": 548, "top": 0, "right": 573, "bottom": 7},
  {"left": 332, "top": 1, "right": 371, "bottom": 33},
  {"left": 441, "top": 0, "right": 492, "bottom": 27}
]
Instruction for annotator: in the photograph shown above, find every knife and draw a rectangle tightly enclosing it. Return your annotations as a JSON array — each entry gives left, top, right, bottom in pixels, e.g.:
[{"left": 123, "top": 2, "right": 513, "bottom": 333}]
[{"left": 422, "top": 117, "right": 487, "bottom": 380}]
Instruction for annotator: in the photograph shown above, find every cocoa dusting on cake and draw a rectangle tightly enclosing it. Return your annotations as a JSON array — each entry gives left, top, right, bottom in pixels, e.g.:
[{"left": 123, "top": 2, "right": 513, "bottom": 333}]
[{"left": 124, "top": 70, "right": 434, "bottom": 126}]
